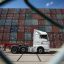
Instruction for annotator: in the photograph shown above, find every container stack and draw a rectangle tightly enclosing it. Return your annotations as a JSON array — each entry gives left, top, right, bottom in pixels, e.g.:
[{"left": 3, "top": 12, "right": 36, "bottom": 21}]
[{"left": 0, "top": 8, "right": 64, "bottom": 48}]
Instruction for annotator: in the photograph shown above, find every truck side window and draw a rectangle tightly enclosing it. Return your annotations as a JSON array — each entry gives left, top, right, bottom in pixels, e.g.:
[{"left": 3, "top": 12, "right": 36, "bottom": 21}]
[{"left": 40, "top": 35, "right": 47, "bottom": 39}]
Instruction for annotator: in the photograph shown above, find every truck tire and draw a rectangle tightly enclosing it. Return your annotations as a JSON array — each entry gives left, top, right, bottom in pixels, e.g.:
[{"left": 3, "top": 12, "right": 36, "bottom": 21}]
[
  {"left": 37, "top": 47, "right": 44, "bottom": 54},
  {"left": 11, "top": 46, "right": 18, "bottom": 54},
  {"left": 19, "top": 47, "right": 28, "bottom": 53}
]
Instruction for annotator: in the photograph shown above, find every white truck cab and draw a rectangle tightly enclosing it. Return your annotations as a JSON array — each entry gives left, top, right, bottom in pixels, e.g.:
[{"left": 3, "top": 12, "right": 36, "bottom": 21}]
[
  {"left": 11, "top": 29, "right": 50, "bottom": 54},
  {"left": 28, "top": 29, "right": 50, "bottom": 53}
]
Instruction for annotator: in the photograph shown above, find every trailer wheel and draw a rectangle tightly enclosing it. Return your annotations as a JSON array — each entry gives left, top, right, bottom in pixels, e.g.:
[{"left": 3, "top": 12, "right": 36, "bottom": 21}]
[
  {"left": 37, "top": 47, "right": 44, "bottom": 54},
  {"left": 11, "top": 46, "right": 18, "bottom": 54},
  {"left": 19, "top": 47, "right": 28, "bottom": 53}
]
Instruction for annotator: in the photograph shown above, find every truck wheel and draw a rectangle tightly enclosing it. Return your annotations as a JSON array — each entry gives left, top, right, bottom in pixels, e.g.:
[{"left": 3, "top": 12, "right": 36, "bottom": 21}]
[
  {"left": 20, "top": 47, "right": 28, "bottom": 53},
  {"left": 37, "top": 47, "right": 44, "bottom": 54},
  {"left": 11, "top": 46, "right": 18, "bottom": 54}
]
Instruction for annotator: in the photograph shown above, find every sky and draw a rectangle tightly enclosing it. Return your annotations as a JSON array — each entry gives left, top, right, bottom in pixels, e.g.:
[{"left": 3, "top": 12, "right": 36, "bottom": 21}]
[{"left": 0, "top": 0, "right": 64, "bottom": 8}]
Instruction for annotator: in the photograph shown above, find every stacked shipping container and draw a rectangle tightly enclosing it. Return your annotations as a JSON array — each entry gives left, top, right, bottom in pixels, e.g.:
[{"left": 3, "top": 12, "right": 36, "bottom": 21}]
[{"left": 0, "top": 8, "right": 64, "bottom": 48}]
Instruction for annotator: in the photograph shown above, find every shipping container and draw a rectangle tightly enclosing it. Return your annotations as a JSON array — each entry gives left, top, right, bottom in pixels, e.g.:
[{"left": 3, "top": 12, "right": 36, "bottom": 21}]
[
  {"left": 18, "top": 20, "right": 24, "bottom": 26},
  {"left": 0, "top": 26, "right": 4, "bottom": 33},
  {"left": 44, "top": 20, "right": 52, "bottom": 26},
  {"left": 0, "top": 14, "right": 6, "bottom": 19},
  {"left": 25, "top": 19, "right": 38, "bottom": 26},
  {"left": 1, "top": 9, "right": 8, "bottom": 14},
  {"left": 0, "top": 8, "right": 2, "bottom": 13},
  {"left": 4, "top": 26, "right": 10, "bottom": 33},
  {"left": 17, "top": 32, "right": 24, "bottom": 40},
  {"left": 7, "top": 14, "right": 13, "bottom": 17},
  {"left": 24, "top": 32, "right": 32, "bottom": 41},
  {"left": 8, "top": 9, "right": 20, "bottom": 14},
  {"left": 12, "top": 19, "right": 18, "bottom": 25},
  {"left": 19, "top": 14, "right": 25, "bottom": 20},
  {"left": 11, "top": 26, "right": 18, "bottom": 32},
  {"left": 25, "top": 26, "right": 33, "bottom": 33},
  {"left": 56, "top": 9, "right": 62, "bottom": 14},
  {"left": 50, "top": 40, "right": 62, "bottom": 48},
  {"left": 20, "top": 9, "right": 26, "bottom": 14},
  {"left": 44, "top": 9, "right": 50, "bottom": 13},
  {"left": 50, "top": 41, "right": 54, "bottom": 48},
  {"left": 5, "top": 19, "right": 12, "bottom": 26},
  {"left": 45, "top": 26, "right": 52, "bottom": 32},
  {"left": 12, "top": 13, "right": 19, "bottom": 19},
  {"left": 50, "top": 14, "right": 56, "bottom": 20},
  {"left": 25, "top": 9, "right": 32, "bottom": 13},
  {"left": 54, "top": 40, "right": 62, "bottom": 48},
  {"left": 56, "top": 14, "right": 63, "bottom": 19},
  {"left": 38, "top": 19, "right": 44, "bottom": 26},
  {"left": 10, "top": 32, "right": 17, "bottom": 41},
  {"left": 38, "top": 8, "right": 45, "bottom": 14},
  {"left": 62, "top": 19, "right": 64, "bottom": 24},
  {"left": 48, "top": 32, "right": 59, "bottom": 41},
  {"left": 3, "top": 33, "right": 10, "bottom": 41},
  {"left": 0, "top": 19, "right": 5, "bottom": 25},
  {"left": 1, "top": 41, "right": 10, "bottom": 44},
  {"left": 62, "top": 32, "right": 64, "bottom": 41},
  {"left": 48, "top": 32, "right": 52, "bottom": 41},
  {"left": 38, "top": 26, "right": 45, "bottom": 31},
  {"left": 45, "top": 14, "right": 51, "bottom": 18},
  {"left": 57, "top": 20, "right": 64, "bottom": 27},
  {"left": 0, "top": 33, "right": 3, "bottom": 40},
  {"left": 57, "top": 32, "right": 63, "bottom": 41},
  {"left": 31, "top": 25, "right": 38, "bottom": 32},
  {"left": 50, "top": 9, "right": 56, "bottom": 14},
  {"left": 62, "top": 14, "right": 64, "bottom": 20},
  {"left": 31, "top": 14, "right": 43, "bottom": 19},
  {"left": 61, "top": 9, "right": 64, "bottom": 14},
  {"left": 52, "top": 26, "right": 60, "bottom": 32},
  {"left": 18, "top": 26, "right": 24, "bottom": 32}
]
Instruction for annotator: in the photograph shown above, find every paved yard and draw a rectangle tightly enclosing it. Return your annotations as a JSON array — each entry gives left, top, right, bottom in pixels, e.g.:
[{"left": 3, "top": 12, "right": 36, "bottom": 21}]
[
  {"left": 0, "top": 52, "right": 55, "bottom": 64},
  {"left": 0, "top": 50, "right": 64, "bottom": 64}
]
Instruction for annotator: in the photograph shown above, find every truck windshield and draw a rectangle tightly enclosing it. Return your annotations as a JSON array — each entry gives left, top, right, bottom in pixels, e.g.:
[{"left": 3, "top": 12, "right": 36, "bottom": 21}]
[{"left": 40, "top": 35, "right": 47, "bottom": 39}]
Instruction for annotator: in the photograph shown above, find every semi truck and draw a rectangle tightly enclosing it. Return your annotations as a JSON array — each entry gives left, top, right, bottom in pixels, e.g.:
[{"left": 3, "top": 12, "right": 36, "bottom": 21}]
[{"left": 11, "top": 29, "right": 50, "bottom": 54}]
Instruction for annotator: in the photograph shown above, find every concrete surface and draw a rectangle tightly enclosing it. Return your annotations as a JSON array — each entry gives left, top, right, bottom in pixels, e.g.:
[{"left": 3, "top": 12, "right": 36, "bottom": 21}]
[{"left": 0, "top": 49, "right": 64, "bottom": 64}]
